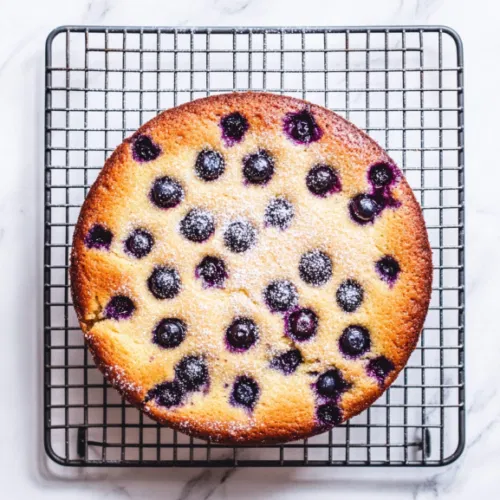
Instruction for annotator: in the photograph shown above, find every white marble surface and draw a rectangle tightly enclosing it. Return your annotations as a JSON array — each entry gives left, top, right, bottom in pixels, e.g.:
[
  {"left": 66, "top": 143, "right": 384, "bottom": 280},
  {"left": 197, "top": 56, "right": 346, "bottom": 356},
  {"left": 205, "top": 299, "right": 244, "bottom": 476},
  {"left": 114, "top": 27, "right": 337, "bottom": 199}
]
[{"left": 1, "top": 0, "right": 497, "bottom": 497}]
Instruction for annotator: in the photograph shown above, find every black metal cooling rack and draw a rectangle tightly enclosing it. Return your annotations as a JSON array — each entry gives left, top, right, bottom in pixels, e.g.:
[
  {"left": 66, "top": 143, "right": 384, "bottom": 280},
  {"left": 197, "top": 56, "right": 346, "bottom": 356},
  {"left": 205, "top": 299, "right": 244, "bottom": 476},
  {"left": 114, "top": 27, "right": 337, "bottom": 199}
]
[{"left": 44, "top": 26, "right": 464, "bottom": 467}]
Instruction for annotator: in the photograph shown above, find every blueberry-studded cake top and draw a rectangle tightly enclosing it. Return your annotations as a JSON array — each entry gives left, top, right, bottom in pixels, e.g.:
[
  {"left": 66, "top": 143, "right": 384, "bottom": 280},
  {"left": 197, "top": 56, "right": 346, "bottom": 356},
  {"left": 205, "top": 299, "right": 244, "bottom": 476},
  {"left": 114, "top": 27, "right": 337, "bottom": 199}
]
[{"left": 71, "top": 92, "right": 432, "bottom": 444}]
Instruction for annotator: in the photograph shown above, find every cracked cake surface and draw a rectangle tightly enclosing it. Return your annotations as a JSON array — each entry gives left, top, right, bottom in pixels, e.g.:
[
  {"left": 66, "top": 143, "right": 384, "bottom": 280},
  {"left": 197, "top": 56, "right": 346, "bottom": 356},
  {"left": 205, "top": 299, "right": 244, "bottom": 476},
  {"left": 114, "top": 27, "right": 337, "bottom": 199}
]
[{"left": 70, "top": 92, "right": 432, "bottom": 443}]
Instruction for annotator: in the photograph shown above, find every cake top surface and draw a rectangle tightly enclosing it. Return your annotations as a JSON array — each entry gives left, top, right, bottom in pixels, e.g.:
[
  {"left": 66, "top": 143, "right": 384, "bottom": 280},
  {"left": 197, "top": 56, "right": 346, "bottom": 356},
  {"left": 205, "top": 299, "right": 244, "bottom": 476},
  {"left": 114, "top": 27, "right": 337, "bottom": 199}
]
[{"left": 71, "top": 92, "right": 432, "bottom": 443}]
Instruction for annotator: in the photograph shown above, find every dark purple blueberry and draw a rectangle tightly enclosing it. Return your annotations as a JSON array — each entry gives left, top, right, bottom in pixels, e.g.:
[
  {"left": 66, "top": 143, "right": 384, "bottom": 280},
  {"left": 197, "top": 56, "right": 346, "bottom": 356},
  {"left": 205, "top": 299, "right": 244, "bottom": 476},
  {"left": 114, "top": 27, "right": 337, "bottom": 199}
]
[
  {"left": 124, "top": 228, "right": 154, "bottom": 259},
  {"left": 336, "top": 279, "right": 364, "bottom": 313},
  {"left": 306, "top": 165, "right": 341, "bottom": 196},
  {"left": 153, "top": 318, "right": 186, "bottom": 349},
  {"left": 132, "top": 134, "right": 161, "bottom": 162},
  {"left": 287, "top": 308, "right": 318, "bottom": 342},
  {"left": 225, "top": 318, "right": 258, "bottom": 352},
  {"left": 317, "top": 403, "right": 342, "bottom": 426},
  {"left": 264, "top": 280, "right": 298, "bottom": 312},
  {"left": 148, "top": 380, "right": 185, "bottom": 408},
  {"left": 369, "top": 162, "right": 395, "bottom": 188},
  {"left": 195, "top": 149, "right": 225, "bottom": 181},
  {"left": 175, "top": 356, "right": 209, "bottom": 391},
  {"left": 220, "top": 112, "right": 249, "bottom": 145},
  {"left": 299, "top": 250, "right": 332, "bottom": 287},
  {"left": 283, "top": 109, "right": 323, "bottom": 144},
  {"left": 196, "top": 256, "right": 227, "bottom": 288},
  {"left": 180, "top": 209, "right": 215, "bottom": 243},
  {"left": 367, "top": 356, "right": 395, "bottom": 384},
  {"left": 85, "top": 224, "right": 113, "bottom": 250},
  {"left": 231, "top": 376, "right": 260, "bottom": 409},
  {"left": 243, "top": 149, "right": 275, "bottom": 185},
  {"left": 339, "top": 325, "right": 370, "bottom": 358},
  {"left": 104, "top": 296, "right": 135, "bottom": 320},
  {"left": 316, "top": 369, "right": 348, "bottom": 398},
  {"left": 349, "top": 194, "right": 383, "bottom": 224},
  {"left": 223, "top": 220, "right": 257, "bottom": 253},
  {"left": 150, "top": 176, "right": 184, "bottom": 209},
  {"left": 376, "top": 256, "right": 401, "bottom": 284},
  {"left": 264, "top": 197, "right": 294, "bottom": 230},
  {"left": 147, "top": 266, "right": 181, "bottom": 299},
  {"left": 270, "top": 349, "right": 303, "bottom": 375}
]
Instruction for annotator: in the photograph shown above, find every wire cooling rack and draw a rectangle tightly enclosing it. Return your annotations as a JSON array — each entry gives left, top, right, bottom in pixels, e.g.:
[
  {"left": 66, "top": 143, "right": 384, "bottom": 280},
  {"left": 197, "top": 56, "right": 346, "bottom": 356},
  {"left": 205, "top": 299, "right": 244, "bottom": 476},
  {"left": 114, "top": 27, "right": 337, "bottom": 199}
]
[{"left": 44, "top": 26, "right": 464, "bottom": 467}]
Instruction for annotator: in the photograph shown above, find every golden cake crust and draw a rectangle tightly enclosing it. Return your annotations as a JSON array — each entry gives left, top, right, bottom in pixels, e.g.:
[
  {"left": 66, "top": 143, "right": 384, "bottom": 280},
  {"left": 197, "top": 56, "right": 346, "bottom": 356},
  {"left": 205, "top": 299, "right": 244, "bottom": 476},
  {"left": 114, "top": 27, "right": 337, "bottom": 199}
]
[{"left": 71, "top": 92, "right": 432, "bottom": 444}]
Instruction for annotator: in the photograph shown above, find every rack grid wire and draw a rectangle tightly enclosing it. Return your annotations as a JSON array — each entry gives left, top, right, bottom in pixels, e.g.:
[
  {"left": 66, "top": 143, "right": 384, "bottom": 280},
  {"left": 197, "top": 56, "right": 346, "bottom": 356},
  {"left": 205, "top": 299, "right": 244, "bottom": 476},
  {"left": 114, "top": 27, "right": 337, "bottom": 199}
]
[{"left": 44, "top": 25, "right": 464, "bottom": 467}]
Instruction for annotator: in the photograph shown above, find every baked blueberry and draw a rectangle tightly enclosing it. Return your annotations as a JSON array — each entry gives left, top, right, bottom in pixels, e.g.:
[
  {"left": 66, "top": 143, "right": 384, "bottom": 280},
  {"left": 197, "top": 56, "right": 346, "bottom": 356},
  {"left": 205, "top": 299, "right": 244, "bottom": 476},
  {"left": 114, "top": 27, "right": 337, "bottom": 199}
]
[
  {"left": 104, "top": 296, "right": 135, "bottom": 320},
  {"left": 148, "top": 381, "right": 185, "bottom": 408},
  {"left": 196, "top": 256, "right": 227, "bottom": 288},
  {"left": 153, "top": 318, "right": 186, "bottom": 349},
  {"left": 306, "top": 165, "right": 341, "bottom": 196},
  {"left": 270, "top": 349, "right": 303, "bottom": 375},
  {"left": 85, "top": 224, "right": 113, "bottom": 250},
  {"left": 283, "top": 109, "right": 322, "bottom": 144},
  {"left": 132, "top": 134, "right": 161, "bottom": 162},
  {"left": 287, "top": 308, "right": 318, "bottom": 342},
  {"left": 369, "top": 162, "right": 395, "bottom": 188},
  {"left": 220, "top": 112, "right": 249, "bottom": 145},
  {"left": 316, "top": 369, "right": 348, "bottom": 398},
  {"left": 231, "top": 376, "right": 260, "bottom": 409},
  {"left": 195, "top": 149, "right": 225, "bottom": 181},
  {"left": 150, "top": 176, "right": 184, "bottom": 209},
  {"left": 367, "top": 356, "right": 395, "bottom": 383},
  {"left": 148, "top": 266, "right": 181, "bottom": 299},
  {"left": 349, "top": 194, "right": 383, "bottom": 224},
  {"left": 264, "top": 280, "right": 298, "bottom": 312},
  {"left": 376, "top": 255, "right": 401, "bottom": 284},
  {"left": 336, "top": 279, "right": 364, "bottom": 313},
  {"left": 299, "top": 250, "right": 332, "bottom": 286},
  {"left": 175, "top": 356, "right": 209, "bottom": 391},
  {"left": 180, "top": 209, "right": 215, "bottom": 243},
  {"left": 243, "top": 149, "right": 275, "bottom": 185},
  {"left": 264, "top": 197, "right": 294, "bottom": 230},
  {"left": 226, "top": 318, "right": 259, "bottom": 352},
  {"left": 124, "top": 229, "right": 154, "bottom": 259},
  {"left": 317, "top": 403, "right": 342, "bottom": 426},
  {"left": 339, "top": 325, "right": 370, "bottom": 358},
  {"left": 223, "top": 220, "right": 257, "bottom": 253}
]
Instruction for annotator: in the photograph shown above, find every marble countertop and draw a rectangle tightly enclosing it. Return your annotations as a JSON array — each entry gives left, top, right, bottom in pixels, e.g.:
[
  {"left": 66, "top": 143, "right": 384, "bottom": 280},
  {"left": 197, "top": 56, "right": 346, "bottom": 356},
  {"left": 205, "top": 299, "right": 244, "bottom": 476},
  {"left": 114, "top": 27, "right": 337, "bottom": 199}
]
[{"left": 1, "top": 0, "right": 495, "bottom": 497}]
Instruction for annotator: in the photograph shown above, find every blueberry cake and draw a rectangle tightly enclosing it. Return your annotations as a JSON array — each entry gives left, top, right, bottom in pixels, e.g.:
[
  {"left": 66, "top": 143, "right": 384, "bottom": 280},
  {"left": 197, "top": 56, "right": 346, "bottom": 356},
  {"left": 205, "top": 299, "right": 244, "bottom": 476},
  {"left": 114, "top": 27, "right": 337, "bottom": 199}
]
[{"left": 70, "top": 92, "right": 432, "bottom": 443}]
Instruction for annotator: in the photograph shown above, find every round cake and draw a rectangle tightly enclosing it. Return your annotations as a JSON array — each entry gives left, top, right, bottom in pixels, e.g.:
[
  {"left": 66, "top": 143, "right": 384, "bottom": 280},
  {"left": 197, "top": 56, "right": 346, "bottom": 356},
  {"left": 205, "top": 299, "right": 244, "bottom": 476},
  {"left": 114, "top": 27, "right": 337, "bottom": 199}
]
[{"left": 70, "top": 92, "right": 432, "bottom": 444}]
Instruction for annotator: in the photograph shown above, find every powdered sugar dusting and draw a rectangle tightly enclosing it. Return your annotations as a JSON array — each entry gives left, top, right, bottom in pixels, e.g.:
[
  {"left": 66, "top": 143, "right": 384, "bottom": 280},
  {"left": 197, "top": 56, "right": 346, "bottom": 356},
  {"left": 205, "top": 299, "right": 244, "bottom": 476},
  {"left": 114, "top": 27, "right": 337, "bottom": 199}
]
[
  {"left": 223, "top": 218, "right": 257, "bottom": 253},
  {"left": 264, "top": 197, "right": 294, "bottom": 230},
  {"left": 103, "top": 364, "right": 144, "bottom": 396},
  {"left": 73, "top": 93, "right": 425, "bottom": 443},
  {"left": 299, "top": 250, "right": 332, "bottom": 286}
]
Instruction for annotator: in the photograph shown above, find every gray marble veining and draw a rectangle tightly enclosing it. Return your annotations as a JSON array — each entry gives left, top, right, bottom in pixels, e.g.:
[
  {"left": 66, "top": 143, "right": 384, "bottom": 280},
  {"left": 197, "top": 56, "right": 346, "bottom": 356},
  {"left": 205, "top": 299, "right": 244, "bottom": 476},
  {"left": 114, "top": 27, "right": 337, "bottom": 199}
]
[{"left": 0, "top": 0, "right": 490, "bottom": 498}]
